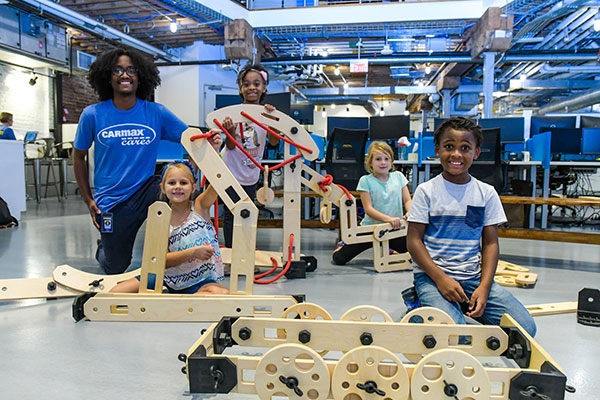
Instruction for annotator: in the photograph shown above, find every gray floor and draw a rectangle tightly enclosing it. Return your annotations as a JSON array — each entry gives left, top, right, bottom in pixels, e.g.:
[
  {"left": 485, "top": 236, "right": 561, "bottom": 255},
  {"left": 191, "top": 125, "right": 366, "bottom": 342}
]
[{"left": 0, "top": 197, "right": 598, "bottom": 399}]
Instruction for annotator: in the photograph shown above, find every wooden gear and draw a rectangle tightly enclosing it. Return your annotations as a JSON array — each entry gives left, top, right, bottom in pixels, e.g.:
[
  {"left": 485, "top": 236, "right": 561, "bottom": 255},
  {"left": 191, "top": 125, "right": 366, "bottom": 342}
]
[{"left": 184, "top": 310, "right": 572, "bottom": 399}]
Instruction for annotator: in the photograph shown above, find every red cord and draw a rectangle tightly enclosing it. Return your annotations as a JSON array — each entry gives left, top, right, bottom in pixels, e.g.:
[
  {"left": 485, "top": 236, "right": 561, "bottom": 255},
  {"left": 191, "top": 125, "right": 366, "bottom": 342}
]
[
  {"left": 254, "top": 234, "right": 294, "bottom": 284},
  {"left": 240, "top": 111, "right": 314, "bottom": 154},
  {"left": 269, "top": 154, "right": 303, "bottom": 171},
  {"left": 318, "top": 174, "right": 353, "bottom": 201},
  {"left": 213, "top": 118, "right": 265, "bottom": 171},
  {"left": 254, "top": 257, "right": 279, "bottom": 280}
]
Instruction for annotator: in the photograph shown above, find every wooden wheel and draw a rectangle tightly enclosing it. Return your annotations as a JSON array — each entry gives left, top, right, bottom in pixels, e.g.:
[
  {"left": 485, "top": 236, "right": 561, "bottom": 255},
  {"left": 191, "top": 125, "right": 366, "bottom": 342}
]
[
  {"left": 331, "top": 346, "right": 409, "bottom": 400},
  {"left": 400, "top": 307, "right": 455, "bottom": 325},
  {"left": 410, "top": 349, "right": 491, "bottom": 400},
  {"left": 340, "top": 305, "right": 393, "bottom": 323},
  {"left": 280, "top": 303, "right": 333, "bottom": 356},
  {"left": 280, "top": 303, "right": 333, "bottom": 321},
  {"left": 255, "top": 344, "right": 330, "bottom": 400}
]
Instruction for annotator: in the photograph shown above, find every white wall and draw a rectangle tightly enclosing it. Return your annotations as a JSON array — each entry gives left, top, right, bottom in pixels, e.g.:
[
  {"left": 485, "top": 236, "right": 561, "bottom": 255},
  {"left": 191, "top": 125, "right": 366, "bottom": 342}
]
[
  {"left": 0, "top": 65, "right": 54, "bottom": 139},
  {"left": 156, "top": 41, "right": 287, "bottom": 127}
]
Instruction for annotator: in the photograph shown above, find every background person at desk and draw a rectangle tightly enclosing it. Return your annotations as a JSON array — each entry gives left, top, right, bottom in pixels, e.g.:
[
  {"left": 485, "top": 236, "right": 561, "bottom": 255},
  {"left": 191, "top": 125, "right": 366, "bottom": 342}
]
[
  {"left": 73, "top": 48, "right": 188, "bottom": 275},
  {"left": 0, "top": 112, "right": 16, "bottom": 140}
]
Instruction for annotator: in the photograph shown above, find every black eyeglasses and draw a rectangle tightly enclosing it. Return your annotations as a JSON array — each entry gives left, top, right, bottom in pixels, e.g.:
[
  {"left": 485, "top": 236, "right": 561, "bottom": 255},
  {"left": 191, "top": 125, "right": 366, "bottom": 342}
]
[{"left": 112, "top": 66, "right": 138, "bottom": 76}]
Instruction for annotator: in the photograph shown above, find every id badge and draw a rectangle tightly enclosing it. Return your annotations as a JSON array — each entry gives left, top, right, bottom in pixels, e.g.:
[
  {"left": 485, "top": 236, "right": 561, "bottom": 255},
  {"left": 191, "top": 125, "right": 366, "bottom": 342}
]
[{"left": 101, "top": 213, "right": 113, "bottom": 233}]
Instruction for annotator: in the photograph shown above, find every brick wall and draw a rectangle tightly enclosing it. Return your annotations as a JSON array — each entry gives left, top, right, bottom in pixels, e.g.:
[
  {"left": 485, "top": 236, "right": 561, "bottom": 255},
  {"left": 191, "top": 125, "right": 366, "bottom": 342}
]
[
  {"left": 0, "top": 64, "right": 53, "bottom": 139},
  {"left": 61, "top": 73, "right": 98, "bottom": 124}
]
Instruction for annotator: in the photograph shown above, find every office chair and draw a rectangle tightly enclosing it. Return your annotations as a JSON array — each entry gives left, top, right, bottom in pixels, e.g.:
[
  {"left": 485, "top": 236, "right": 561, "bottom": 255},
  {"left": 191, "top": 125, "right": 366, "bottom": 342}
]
[
  {"left": 324, "top": 127, "right": 369, "bottom": 190},
  {"left": 470, "top": 128, "right": 505, "bottom": 193}
]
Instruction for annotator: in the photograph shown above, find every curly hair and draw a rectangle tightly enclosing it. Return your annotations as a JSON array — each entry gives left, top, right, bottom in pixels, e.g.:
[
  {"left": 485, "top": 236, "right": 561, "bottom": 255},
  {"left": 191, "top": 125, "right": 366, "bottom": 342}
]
[
  {"left": 87, "top": 48, "right": 161, "bottom": 101},
  {"left": 365, "top": 141, "right": 396, "bottom": 174},
  {"left": 433, "top": 116, "right": 483, "bottom": 148},
  {"left": 237, "top": 63, "right": 269, "bottom": 103}
]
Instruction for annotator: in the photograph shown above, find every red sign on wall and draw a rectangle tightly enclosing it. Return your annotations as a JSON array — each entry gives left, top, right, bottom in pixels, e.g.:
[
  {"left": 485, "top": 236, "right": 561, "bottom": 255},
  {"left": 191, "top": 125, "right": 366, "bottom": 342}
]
[{"left": 350, "top": 60, "right": 368, "bottom": 73}]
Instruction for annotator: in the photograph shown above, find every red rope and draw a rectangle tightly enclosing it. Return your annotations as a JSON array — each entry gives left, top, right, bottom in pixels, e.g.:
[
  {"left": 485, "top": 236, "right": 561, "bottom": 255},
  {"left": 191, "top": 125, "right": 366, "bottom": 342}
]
[
  {"left": 213, "top": 118, "right": 265, "bottom": 171},
  {"left": 269, "top": 154, "right": 303, "bottom": 171},
  {"left": 319, "top": 174, "right": 353, "bottom": 201},
  {"left": 254, "top": 234, "right": 295, "bottom": 284},
  {"left": 240, "top": 111, "right": 313, "bottom": 154}
]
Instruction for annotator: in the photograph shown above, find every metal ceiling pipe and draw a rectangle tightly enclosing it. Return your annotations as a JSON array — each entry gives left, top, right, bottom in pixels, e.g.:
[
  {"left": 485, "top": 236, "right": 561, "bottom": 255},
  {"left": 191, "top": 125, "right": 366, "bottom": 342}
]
[
  {"left": 539, "top": 63, "right": 600, "bottom": 74},
  {"left": 536, "top": 85, "right": 600, "bottom": 115},
  {"left": 14, "top": 0, "right": 176, "bottom": 61}
]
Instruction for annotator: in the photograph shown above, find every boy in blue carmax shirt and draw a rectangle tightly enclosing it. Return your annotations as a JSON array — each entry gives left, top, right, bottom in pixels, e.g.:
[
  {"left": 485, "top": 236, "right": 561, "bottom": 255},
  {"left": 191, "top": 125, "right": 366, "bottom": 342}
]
[
  {"left": 73, "top": 48, "right": 188, "bottom": 275},
  {"left": 407, "top": 117, "right": 536, "bottom": 337}
]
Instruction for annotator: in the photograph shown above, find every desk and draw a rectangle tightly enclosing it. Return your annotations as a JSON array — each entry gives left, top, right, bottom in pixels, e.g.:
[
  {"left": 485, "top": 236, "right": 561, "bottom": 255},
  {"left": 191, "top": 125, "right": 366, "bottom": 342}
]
[{"left": 0, "top": 140, "right": 26, "bottom": 219}]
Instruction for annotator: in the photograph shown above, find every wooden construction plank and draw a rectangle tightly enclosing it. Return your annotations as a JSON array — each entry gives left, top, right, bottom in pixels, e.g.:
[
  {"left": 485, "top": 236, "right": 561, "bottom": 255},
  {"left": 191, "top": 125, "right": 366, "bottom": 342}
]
[
  {"left": 53, "top": 264, "right": 140, "bottom": 292},
  {"left": 220, "top": 248, "right": 283, "bottom": 267},
  {"left": 500, "top": 195, "right": 600, "bottom": 206},
  {"left": 0, "top": 277, "right": 79, "bottom": 300},
  {"left": 230, "top": 317, "right": 508, "bottom": 357},
  {"left": 499, "top": 228, "right": 600, "bottom": 244},
  {"left": 81, "top": 294, "right": 298, "bottom": 322},
  {"left": 283, "top": 142, "right": 302, "bottom": 261},
  {"left": 205, "top": 104, "right": 319, "bottom": 161},
  {"left": 526, "top": 301, "right": 578, "bottom": 316},
  {"left": 139, "top": 202, "right": 171, "bottom": 294}
]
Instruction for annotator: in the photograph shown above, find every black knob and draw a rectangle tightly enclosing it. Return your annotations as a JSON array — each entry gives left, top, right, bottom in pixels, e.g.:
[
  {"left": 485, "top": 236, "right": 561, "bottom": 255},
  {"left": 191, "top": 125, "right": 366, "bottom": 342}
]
[
  {"left": 360, "top": 332, "right": 373, "bottom": 345},
  {"left": 443, "top": 380, "right": 458, "bottom": 397},
  {"left": 47, "top": 281, "right": 56, "bottom": 291},
  {"left": 240, "top": 209, "right": 250, "bottom": 219},
  {"left": 89, "top": 278, "right": 104, "bottom": 287},
  {"left": 290, "top": 127, "right": 298, "bottom": 134},
  {"left": 422, "top": 335, "right": 437, "bottom": 349},
  {"left": 239, "top": 327, "right": 252, "bottom": 340},
  {"left": 356, "top": 380, "right": 386, "bottom": 396},
  {"left": 345, "top": 199, "right": 354, "bottom": 207},
  {"left": 298, "top": 330, "right": 311, "bottom": 344},
  {"left": 486, "top": 336, "right": 501, "bottom": 351},
  {"left": 178, "top": 353, "right": 187, "bottom": 362},
  {"left": 279, "top": 375, "right": 303, "bottom": 397},
  {"left": 508, "top": 343, "right": 524, "bottom": 359},
  {"left": 181, "top": 366, "right": 187, "bottom": 374}
]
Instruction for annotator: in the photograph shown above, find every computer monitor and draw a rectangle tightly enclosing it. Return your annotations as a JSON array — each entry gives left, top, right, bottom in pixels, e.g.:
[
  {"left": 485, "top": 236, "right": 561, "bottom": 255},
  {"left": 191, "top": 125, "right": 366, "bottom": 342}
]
[
  {"left": 214, "top": 92, "right": 292, "bottom": 116},
  {"left": 582, "top": 128, "right": 600, "bottom": 154},
  {"left": 479, "top": 117, "right": 525, "bottom": 143},
  {"left": 580, "top": 116, "right": 600, "bottom": 128},
  {"left": 477, "top": 128, "right": 501, "bottom": 162},
  {"left": 544, "top": 127, "right": 582, "bottom": 155},
  {"left": 369, "top": 115, "right": 410, "bottom": 140},
  {"left": 290, "top": 104, "right": 314, "bottom": 125},
  {"left": 530, "top": 116, "right": 576, "bottom": 136},
  {"left": 327, "top": 116, "right": 369, "bottom": 139},
  {"left": 24, "top": 131, "right": 38, "bottom": 142}
]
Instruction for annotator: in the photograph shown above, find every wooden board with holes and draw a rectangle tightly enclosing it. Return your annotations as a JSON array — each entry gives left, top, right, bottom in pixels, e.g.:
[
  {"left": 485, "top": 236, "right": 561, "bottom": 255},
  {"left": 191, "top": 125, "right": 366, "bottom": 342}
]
[
  {"left": 526, "top": 301, "right": 578, "bottom": 316},
  {"left": 138, "top": 202, "right": 171, "bottom": 294},
  {"left": 53, "top": 264, "right": 140, "bottom": 293},
  {"left": 0, "top": 277, "right": 80, "bottom": 300},
  {"left": 206, "top": 104, "right": 319, "bottom": 162},
  {"left": 79, "top": 293, "right": 299, "bottom": 322}
]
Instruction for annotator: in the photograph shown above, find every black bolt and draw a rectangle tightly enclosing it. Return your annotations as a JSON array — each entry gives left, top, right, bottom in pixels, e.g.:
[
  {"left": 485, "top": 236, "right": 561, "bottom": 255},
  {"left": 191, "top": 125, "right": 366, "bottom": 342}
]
[
  {"left": 443, "top": 380, "right": 458, "bottom": 397},
  {"left": 178, "top": 353, "right": 187, "bottom": 362},
  {"left": 181, "top": 366, "right": 187, "bottom": 374},
  {"left": 508, "top": 343, "right": 524, "bottom": 359},
  {"left": 239, "top": 327, "right": 252, "bottom": 340},
  {"left": 298, "top": 330, "right": 311, "bottom": 344},
  {"left": 89, "top": 278, "right": 104, "bottom": 287},
  {"left": 200, "top": 328, "right": 207, "bottom": 335},
  {"left": 345, "top": 199, "right": 354, "bottom": 207},
  {"left": 356, "top": 380, "right": 386, "bottom": 396},
  {"left": 360, "top": 332, "right": 373, "bottom": 345},
  {"left": 290, "top": 127, "right": 298, "bottom": 134},
  {"left": 279, "top": 375, "right": 303, "bottom": 397},
  {"left": 47, "top": 281, "right": 56, "bottom": 291},
  {"left": 486, "top": 336, "right": 501, "bottom": 351},
  {"left": 240, "top": 209, "right": 250, "bottom": 219},
  {"left": 422, "top": 335, "right": 437, "bottom": 349}
]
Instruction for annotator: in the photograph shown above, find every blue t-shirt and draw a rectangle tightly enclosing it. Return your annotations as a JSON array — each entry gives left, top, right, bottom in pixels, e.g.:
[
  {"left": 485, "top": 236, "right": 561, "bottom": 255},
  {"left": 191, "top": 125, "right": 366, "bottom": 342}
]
[
  {"left": 0, "top": 126, "right": 16, "bottom": 140},
  {"left": 356, "top": 170, "right": 409, "bottom": 226},
  {"left": 74, "top": 99, "right": 187, "bottom": 212}
]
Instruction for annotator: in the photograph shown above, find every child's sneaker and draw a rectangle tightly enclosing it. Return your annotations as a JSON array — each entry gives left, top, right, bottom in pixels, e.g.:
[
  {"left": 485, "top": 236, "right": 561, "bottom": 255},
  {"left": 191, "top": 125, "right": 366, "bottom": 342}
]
[{"left": 331, "top": 241, "right": 345, "bottom": 265}]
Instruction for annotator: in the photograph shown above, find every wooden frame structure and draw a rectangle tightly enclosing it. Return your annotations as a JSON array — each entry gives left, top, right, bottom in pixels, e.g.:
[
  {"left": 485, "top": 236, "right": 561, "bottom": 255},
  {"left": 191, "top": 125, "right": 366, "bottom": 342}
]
[
  {"left": 183, "top": 305, "right": 572, "bottom": 399},
  {"left": 206, "top": 104, "right": 411, "bottom": 273}
]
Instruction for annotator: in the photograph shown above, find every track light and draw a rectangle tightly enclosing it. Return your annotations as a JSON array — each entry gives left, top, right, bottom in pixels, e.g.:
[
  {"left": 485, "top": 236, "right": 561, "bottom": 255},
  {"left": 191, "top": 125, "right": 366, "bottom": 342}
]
[
  {"left": 321, "top": 109, "right": 327, "bottom": 118},
  {"left": 379, "top": 107, "right": 385, "bottom": 117},
  {"left": 334, "top": 65, "right": 340, "bottom": 75},
  {"left": 331, "top": 104, "right": 336, "bottom": 110},
  {"left": 29, "top": 75, "right": 38, "bottom": 86},
  {"left": 169, "top": 20, "right": 178, "bottom": 33},
  {"left": 425, "top": 64, "right": 431, "bottom": 74},
  {"left": 404, "top": 110, "right": 410, "bottom": 116},
  {"left": 343, "top": 82, "right": 349, "bottom": 90}
]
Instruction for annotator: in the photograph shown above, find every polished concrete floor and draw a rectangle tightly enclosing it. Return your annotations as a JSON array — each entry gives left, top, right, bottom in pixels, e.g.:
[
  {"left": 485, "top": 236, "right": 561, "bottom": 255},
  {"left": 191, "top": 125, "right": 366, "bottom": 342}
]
[{"left": 0, "top": 196, "right": 598, "bottom": 399}]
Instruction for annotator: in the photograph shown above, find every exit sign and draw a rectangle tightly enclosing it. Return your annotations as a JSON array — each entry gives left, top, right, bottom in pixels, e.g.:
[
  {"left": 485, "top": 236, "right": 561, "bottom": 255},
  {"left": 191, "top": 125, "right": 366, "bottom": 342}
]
[{"left": 350, "top": 60, "right": 369, "bottom": 73}]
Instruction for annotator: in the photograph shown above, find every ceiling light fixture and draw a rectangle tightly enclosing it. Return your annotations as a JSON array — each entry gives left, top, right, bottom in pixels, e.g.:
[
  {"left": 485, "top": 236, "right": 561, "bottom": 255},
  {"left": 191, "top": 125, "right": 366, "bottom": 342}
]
[
  {"left": 29, "top": 75, "right": 38, "bottom": 86},
  {"left": 169, "top": 20, "right": 178, "bottom": 33},
  {"left": 379, "top": 107, "right": 385, "bottom": 117},
  {"left": 331, "top": 104, "right": 336, "bottom": 110},
  {"left": 321, "top": 108, "right": 327, "bottom": 118},
  {"left": 404, "top": 110, "right": 410, "bottom": 116},
  {"left": 334, "top": 65, "right": 340, "bottom": 75},
  {"left": 343, "top": 82, "right": 349, "bottom": 90},
  {"left": 425, "top": 64, "right": 431, "bottom": 74},
  {"left": 595, "top": 13, "right": 600, "bottom": 31}
]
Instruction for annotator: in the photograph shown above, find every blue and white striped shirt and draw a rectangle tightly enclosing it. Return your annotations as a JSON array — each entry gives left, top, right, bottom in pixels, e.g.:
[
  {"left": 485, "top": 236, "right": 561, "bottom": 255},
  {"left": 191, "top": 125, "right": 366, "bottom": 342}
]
[{"left": 407, "top": 174, "right": 507, "bottom": 280}]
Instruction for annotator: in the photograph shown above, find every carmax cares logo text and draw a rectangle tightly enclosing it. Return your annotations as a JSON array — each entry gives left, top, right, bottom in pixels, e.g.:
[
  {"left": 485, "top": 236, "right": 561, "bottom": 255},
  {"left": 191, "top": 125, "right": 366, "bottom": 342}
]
[{"left": 98, "top": 123, "right": 156, "bottom": 146}]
